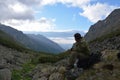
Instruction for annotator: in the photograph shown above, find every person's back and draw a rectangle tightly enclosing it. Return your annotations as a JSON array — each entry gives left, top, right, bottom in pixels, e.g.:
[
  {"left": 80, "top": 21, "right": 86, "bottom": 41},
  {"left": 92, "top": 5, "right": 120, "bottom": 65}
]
[
  {"left": 67, "top": 33, "right": 90, "bottom": 70},
  {"left": 71, "top": 38, "right": 90, "bottom": 58}
]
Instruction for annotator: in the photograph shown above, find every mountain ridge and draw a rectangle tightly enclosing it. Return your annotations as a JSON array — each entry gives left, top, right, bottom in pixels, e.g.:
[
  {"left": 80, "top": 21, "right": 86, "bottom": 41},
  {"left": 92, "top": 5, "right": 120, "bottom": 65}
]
[
  {"left": 0, "top": 23, "right": 64, "bottom": 53},
  {"left": 84, "top": 8, "right": 120, "bottom": 42}
]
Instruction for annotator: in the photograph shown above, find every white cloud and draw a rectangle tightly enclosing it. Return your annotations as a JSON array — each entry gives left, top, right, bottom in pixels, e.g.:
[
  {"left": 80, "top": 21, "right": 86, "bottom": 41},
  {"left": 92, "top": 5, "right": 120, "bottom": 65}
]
[
  {"left": 80, "top": 3, "right": 119, "bottom": 22},
  {"left": 0, "top": 0, "right": 34, "bottom": 21},
  {"left": 39, "top": 0, "right": 90, "bottom": 7},
  {"left": 37, "top": 0, "right": 120, "bottom": 23},
  {"left": 49, "top": 37, "right": 75, "bottom": 44},
  {"left": 40, "top": 0, "right": 57, "bottom": 6},
  {"left": 2, "top": 17, "right": 56, "bottom": 32},
  {"left": 9, "top": 3, "right": 28, "bottom": 13},
  {"left": 0, "top": 0, "right": 120, "bottom": 32}
]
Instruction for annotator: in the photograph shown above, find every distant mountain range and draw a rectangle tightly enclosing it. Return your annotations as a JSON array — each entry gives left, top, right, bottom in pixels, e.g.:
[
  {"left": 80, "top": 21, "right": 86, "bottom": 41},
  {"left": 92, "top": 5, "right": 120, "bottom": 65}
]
[
  {"left": 24, "top": 30, "right": 85, "bottom": 37},
  {"left": 85, "top": 8, "right": 120, "bottom": 42},
  {"left": 0, "top": 24, "right": 64, "bottom": 53},
  {"left": 24, "top": 30, "right": 86, "bottom": 50}
]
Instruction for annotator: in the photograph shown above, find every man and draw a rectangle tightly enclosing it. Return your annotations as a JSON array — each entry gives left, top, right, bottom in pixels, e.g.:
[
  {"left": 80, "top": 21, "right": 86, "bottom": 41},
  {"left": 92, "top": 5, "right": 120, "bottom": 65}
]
[{"left": 67, "top": 33, "right": 90, "bottom": 69}]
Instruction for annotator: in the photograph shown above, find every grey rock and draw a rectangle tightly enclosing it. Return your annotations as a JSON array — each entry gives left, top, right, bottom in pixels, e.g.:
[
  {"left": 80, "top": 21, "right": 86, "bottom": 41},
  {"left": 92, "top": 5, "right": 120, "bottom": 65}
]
[
  {"left": 49, "top": 72, "right": 64, "bottom": 80},
  {"left": 0, "top": 69, "right": 11, "bottom": 80},
  {"left": 0, "top": 58, "right": 7, "bottom": 69},
  {"left": 38, "top": 77, "right": 48, "bottom": 80}
]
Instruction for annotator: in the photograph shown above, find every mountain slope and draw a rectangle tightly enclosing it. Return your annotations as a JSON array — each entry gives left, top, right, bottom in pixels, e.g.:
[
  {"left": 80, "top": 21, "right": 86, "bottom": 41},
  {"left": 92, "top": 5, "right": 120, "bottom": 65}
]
[
  {"left": 0, "top": 29, "right": 28, "bottom": 52},
  {"left": 27, "top": 34, "right": 64, "bottom": 53},
  {"left": 84, "top": 8, "right": 120, "bottom": 53},
  {"left": 84, "top": 8, "right": 120, "bottom": 42},
  {"left": 0, "top": 23, "right": 64, "bottom": 53}
]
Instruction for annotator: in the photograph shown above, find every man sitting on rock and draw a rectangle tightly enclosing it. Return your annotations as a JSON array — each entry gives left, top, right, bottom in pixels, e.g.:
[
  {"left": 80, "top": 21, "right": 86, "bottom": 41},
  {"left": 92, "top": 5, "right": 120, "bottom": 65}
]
[{"left": 66, "top": 33, "right": 90, "bottom": 70}]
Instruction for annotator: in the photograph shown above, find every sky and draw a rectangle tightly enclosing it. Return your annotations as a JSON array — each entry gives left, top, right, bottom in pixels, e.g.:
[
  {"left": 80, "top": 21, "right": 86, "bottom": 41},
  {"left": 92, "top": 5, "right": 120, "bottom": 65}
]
[
  {"left": 0, "top": 0, "right": 120, "bottom": 49},
  {"left": 0, "top": 0, "right": 120, "bottom": 32}
]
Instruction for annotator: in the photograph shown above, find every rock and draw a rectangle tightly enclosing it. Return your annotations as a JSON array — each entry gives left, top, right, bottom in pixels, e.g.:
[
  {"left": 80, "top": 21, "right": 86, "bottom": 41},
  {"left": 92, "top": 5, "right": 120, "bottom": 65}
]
[
  {"left": 58, "top": 66, "right": 66, "bottom": 74},
  {"left": 0, "top": 58, "right": 7, "bottom": 69},
  {"left": 38, "top": 77, "right": 48, "bottom": 80},
  {"left": 55, "top": 59, "right": 68, "bottom": 66},
  {"left": 65, "top": 68, "right": 83, "bottom": 80},
  {"left": 0, "top": 69, "right": 11, "bottom": 80},
  {"left": 49, "top": 72, "right": 64, "bottom": 80},
  {"left": 101, "top": 49, "right": 119, "bottom": 64},
  {"left": 32, "top": 72, "right": 40, "bottom": 80}
]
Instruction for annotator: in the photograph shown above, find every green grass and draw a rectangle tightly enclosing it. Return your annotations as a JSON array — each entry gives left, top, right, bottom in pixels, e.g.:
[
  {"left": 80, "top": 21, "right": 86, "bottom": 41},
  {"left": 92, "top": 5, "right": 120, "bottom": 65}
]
[
  {"left": 12, "top": 62, "right": 35, "bottom": 80},
  {"left": 31, "top": 50, "right": 69, "bottom": 64},
  {"left": 11, "top": 51, "right": 69, "bottom": 80}
]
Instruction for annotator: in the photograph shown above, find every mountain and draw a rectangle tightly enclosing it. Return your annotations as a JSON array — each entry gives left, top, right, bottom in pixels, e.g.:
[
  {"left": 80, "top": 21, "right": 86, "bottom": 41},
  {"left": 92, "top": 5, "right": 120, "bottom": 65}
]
[
  {"left": 0, "top": 29, "right": 27, "bottom": 51},
  {"left": 0, "top": 24, "right": 64, "bottom": 53},
  {"left": 27, "top": 34, "right": 65, "bottom": 53},
  {"left": 84, "top": 8, "right": 120, "bottom": 42},
  {"left": 24, "top": 30, "right": 86, "bottom": 50},
  {"left": 24, "top": 30, "right": 85, "bottom": 37},
  {"left": 84, "top": 8, "right": 120, "bottom": 53}
]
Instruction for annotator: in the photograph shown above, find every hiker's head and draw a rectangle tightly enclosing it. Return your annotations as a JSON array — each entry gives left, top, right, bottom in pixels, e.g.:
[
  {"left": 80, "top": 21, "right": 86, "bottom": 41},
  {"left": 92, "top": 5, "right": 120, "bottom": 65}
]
[{"left": 74, "top": 33, "right": 82, "bottom": 42}]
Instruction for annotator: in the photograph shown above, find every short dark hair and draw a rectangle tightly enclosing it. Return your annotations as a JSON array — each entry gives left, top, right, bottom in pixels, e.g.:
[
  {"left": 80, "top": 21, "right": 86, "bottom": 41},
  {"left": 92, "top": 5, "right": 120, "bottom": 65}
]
[{"left": 74, "top": 33, "right": 82, "bottom": 39}]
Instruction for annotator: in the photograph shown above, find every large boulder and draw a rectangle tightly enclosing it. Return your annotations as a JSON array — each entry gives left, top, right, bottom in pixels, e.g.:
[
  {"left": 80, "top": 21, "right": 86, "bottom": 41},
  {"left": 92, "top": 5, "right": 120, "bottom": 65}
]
[{"left": 0, "top": 69, "right": 11, "bottom": 80}]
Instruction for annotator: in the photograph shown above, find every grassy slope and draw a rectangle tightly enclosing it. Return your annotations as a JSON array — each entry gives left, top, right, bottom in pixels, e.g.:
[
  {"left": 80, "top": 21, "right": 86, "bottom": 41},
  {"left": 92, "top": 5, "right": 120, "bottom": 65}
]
[{"left": 0, "top": 30, "right": 31, "bottom": 52}]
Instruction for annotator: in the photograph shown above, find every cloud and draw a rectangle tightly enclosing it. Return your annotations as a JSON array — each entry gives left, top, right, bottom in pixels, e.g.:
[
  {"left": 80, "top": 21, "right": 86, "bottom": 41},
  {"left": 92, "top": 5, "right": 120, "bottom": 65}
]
[
  {"left": 39, "top": 0, "right": 120, "bottom": 23},
  {"left": 2, "top": 17, "right": 56, "bottom": 32},
  {"left": 0, "top": 0, "right": 120, "bottom": 32},
  {"left": 79, "top": 3, "right": 119, "bottom": 22},
  {"left": 49, "top": 37, "right": 75, "bottom": 44},
  {"left": 39, "top": 0, "right": 90, "bottom": 7},
  {"left": 0, "top": 0, "right": 34, "bottom": 21},
  {"left": 17, "top": 0, "right": 40, "bottom": 6}
]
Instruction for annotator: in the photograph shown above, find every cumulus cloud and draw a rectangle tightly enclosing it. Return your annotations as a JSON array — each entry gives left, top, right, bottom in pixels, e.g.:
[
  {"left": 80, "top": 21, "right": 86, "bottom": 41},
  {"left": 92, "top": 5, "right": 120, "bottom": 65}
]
[
  {"left": 0, "top": 0, "right": 120, "bottom": 32},
  {"left": 39, "top": 0, "right": 120, "bottom": 23},
  {"left": 80, "top": 3, "right": 119, "bottom": 22},
  {"left": 0, "top": 0, "right": 34, "bottom": 21},
  {"left": 2, "top": 17, "right": 55, "bottom": 32}
]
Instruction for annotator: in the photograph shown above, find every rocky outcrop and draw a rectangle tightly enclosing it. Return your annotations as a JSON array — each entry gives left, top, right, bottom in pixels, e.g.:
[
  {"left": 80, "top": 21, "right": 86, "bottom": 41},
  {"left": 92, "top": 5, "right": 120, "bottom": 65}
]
[
  {"left": 89, "top": 35, "right": 120, "bottom": 53},
  {"left": 0, "top": 44, "right": 32, "bottom": 80},
  {"left": 85, "top": 8, "right": 120, "bottom": 42},
  {"left": 0, "top": 45, "right": 31, "bottom": 70}
]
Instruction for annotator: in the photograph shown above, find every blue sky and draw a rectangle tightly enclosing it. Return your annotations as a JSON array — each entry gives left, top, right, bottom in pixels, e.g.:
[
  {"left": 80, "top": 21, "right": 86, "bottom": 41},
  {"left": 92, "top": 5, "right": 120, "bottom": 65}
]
[
  {"left": 36, "top": 3, "right": 91, "bottom": 31},
  {"left": 0, "top": 0, "right": 120, "bottom": 49},
  {"left": 34, "top": 0, "right": 120, "bottom": 32},
  {"left": 1, "top": 0, "right": 120, "bottom": 32}
]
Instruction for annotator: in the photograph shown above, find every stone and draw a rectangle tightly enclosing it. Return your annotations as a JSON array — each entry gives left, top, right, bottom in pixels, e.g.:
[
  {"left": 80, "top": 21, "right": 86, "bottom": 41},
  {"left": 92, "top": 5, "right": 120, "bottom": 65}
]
[
  {"left": 38, "top": 77, "right": 48, "bottom": 80},
  {"left": 101, "top": 49, "right": 119, "bottom": 64},
  {"left": 49, "top": 72, "right": 64, "bottom": 80},
  {"left": 0, "top": 69, "right": 11, "bottom": 80}
]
